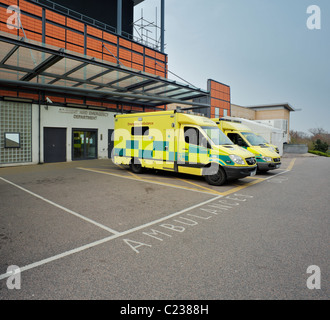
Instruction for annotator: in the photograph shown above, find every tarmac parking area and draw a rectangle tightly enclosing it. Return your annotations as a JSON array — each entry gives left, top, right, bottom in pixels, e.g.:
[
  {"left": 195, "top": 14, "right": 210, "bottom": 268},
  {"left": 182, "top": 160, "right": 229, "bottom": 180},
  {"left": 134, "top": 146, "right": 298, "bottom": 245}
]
[
  {"left": 1, "top": 156, "right": 328, "bottom": 300},
  {"left": 0, "top": 158, "right": 292, "bottom": 276}
]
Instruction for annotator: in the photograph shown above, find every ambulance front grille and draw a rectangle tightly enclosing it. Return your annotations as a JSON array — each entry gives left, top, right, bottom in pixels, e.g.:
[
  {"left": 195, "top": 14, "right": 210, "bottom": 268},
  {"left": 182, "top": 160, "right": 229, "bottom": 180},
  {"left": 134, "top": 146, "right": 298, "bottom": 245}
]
[{"left": 246, "top": 157, "right": 256, "bottom": 165}]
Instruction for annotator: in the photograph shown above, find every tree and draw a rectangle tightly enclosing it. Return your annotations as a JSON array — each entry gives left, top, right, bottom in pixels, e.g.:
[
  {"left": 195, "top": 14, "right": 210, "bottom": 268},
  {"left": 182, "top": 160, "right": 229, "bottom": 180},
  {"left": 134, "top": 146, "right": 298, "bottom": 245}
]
[
  {"left": 309, "top": 127, "right": 330, "bottom": 144},
  {"left": 313, "top": 139, "right": 329, "bottom": 153}
]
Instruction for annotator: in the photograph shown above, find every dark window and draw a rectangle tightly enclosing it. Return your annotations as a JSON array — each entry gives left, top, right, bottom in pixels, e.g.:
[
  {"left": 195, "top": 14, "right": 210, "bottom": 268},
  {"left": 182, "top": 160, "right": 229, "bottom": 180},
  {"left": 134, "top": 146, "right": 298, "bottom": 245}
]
[
  {"left": 131, "top": 126, "right": 149, "bottom": 136},
  {"left": 227, "top": 133, "right": 248, "bottom": 147},
  {"left": 184, "top": 127, "right": 199, "bottom": 145},
  {"left": 184, "top": 127, "right": 211, "bottom": 148}
]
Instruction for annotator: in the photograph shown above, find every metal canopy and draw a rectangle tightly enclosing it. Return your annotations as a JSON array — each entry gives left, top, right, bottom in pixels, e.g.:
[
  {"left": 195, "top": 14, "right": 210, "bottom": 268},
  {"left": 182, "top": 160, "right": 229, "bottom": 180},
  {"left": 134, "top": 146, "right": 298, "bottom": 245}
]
[{"left": 0, "top": 32, "right": 210, "bottom": 109}]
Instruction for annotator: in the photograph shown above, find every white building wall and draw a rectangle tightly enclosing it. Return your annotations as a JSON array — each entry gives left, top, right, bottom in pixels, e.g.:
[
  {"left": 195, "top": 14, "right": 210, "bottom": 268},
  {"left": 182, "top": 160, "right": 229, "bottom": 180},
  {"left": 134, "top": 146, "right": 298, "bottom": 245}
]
[
  {"left": 32, "top": 104, "right": 40, "bottom": 165},
  {"left": 39, "top": 105, "right": 116, "bottom": 163},
  {"left": 255, "top": 119, "right": 289, "bottom": 143}
]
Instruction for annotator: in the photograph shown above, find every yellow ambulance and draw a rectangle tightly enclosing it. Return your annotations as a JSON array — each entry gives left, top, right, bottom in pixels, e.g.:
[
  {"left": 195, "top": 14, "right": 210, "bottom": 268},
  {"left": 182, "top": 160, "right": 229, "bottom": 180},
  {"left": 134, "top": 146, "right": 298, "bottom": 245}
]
[
  {"left": 255, "top": 134, "right": 280, "bottom": 154},
  {"left": 113, "top": 110, "right": 257, "bottom": 186},
  {"left": 212, "top": 118, "right": 281, "bottom": 172}
]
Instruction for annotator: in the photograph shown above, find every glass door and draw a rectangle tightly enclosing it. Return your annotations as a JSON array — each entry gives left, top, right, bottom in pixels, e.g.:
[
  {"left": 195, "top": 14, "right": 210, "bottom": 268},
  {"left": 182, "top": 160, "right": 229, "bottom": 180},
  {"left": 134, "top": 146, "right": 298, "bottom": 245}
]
[{"left": 73, "top": 129, "right": 97, "bottom": 160}]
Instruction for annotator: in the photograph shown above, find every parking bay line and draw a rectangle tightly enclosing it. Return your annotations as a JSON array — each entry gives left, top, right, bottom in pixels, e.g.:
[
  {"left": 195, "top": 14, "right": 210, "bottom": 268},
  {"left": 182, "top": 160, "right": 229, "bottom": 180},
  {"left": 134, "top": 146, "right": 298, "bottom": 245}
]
[
  {"left": 286, "top": 158, "right": 297, "bottom": 171},
  {"left": 77, "top": 167, "right": 222, "bottom": 196},
  {"left": 176, "top": 177, "right": 224, "bottom": 196},
  {"left": 0, "top": 194, "right": 222, "bottom": 281},
  {"left": 0, "top": 166, "right": 295, "bottom": 281},
  {"left": 0, "top": 177, "right": 121, "bottom": 236}
]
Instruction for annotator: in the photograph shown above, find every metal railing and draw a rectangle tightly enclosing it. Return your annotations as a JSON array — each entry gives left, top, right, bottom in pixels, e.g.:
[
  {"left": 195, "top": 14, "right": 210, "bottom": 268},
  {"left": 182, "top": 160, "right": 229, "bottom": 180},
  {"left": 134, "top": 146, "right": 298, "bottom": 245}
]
[
  {"left": 26, "top": 0, "right": 162, "bottom": 51},
  {"left": 28, "top": 0, "right": 117, "bottom": 34}
]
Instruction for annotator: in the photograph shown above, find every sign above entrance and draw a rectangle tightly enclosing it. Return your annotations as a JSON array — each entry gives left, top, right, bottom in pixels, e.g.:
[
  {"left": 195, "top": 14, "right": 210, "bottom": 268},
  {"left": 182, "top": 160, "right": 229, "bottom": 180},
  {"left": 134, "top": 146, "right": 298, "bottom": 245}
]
[{"left": 58, "top": 108, "right": 109, "bottom": 121}]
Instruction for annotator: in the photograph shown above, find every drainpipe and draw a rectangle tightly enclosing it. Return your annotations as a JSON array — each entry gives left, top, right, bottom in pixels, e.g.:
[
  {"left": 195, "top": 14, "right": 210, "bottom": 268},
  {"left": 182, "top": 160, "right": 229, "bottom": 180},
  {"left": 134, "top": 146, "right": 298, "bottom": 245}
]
[
  {"left": 117, "top": 0, "right": 122, "bottom": 36},
  {"left": 160, "top": 0, "right": 165, "bottom": 53}
]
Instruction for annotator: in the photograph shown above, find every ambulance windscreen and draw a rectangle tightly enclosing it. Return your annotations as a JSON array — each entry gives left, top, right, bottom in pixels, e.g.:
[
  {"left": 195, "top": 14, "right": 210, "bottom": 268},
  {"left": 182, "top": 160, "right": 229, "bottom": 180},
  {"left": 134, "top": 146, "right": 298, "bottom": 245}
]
[{"left": 241, "top": 132, "right": 266, "bottom": 146}]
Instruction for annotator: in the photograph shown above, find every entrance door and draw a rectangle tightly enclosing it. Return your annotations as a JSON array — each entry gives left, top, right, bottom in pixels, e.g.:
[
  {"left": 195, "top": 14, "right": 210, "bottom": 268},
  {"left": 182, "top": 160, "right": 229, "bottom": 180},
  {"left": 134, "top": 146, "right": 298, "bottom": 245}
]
[
  {"left": 108, "top": 129, "right": 114, "bottom": 159},
  {"left": 73, "top": 129, "right": 98, "bottom": 160},
  {"left": 44, "top": 127, "right": 67, "bottom": 163}
]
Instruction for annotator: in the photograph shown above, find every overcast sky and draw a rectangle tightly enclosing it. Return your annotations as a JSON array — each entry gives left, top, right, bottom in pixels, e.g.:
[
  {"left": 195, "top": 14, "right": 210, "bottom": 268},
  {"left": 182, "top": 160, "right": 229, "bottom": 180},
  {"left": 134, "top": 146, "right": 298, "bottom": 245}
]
[{"left": 134, "top": 0, "right": 330, "bottom": 134}]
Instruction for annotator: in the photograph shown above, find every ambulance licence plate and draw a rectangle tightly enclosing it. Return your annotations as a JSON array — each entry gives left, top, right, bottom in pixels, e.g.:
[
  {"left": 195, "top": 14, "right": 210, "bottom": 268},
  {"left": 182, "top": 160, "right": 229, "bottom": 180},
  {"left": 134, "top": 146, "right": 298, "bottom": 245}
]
[{"left": 250, "top": 169, "right": 257, "bottom": 176}]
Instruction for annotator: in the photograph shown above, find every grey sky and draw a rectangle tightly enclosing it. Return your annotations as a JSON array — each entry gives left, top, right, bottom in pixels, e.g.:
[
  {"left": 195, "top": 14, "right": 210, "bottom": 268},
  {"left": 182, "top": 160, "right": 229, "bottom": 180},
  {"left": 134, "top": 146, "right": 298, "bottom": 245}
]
[{"left": 135, "top": 0, "right": 330, "bottom": 134}]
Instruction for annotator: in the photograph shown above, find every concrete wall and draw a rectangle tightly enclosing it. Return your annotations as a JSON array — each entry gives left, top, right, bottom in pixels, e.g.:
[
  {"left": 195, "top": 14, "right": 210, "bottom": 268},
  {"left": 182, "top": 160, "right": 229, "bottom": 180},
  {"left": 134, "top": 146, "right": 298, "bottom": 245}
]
[
  {"left": 283, "top": 144, "right": 308, "bottom": 154},
  {"left": 255, "top": 108, "right": 290, "bottom": 121}
]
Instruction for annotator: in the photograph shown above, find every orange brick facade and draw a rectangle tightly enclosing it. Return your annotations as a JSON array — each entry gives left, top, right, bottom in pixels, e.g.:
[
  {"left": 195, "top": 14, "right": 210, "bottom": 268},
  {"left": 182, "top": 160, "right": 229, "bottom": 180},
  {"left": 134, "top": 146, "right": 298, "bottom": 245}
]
[
  {"left": 0, "top": 0, "right": 168, "bottom": 112},
  {"left": 209, "top": 79, "right": 231, "bottom": 118}
]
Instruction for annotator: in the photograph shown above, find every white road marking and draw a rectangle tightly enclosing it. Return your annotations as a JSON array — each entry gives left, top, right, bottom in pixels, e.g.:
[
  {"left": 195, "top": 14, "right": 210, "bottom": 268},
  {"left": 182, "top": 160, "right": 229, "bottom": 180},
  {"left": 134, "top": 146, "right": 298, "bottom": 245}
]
[
  {"left": 0, "top": 177, "right": 120, "bottom": 235},
  {"left": 0, "top": 194, "right": 221, "bottom": 280},
  {"left": 77, "top": 167, "right": 221, "bottom": 196},
  {"left": 263, "top": 170, "right": 289, "bottom": 180},
  {"left": 0, "top": 194, "right": 222, "bottom": 280},
  {"left": 0, "top": 167, "right": 293, "bottom": 281}
]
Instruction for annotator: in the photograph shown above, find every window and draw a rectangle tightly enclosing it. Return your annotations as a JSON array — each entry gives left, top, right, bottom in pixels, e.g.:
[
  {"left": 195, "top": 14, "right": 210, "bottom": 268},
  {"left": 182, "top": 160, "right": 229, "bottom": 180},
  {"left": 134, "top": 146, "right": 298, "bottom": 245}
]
[
  {"left": 184, "top": 127, "right": 212, "bottom": 149},
  {"left": 227, "top": 133, "right": 248, "bottom": 147},
  {"left": 4, "top": 133, "right": 20, "bottom": 148},
  {"left": 214, "top": 107, "right": 220, "bottom": 118},
  {"left": 184, "top": 127, "right": 199, "bottom": 145},
  {"left": 131, "top": 126, "right": 149, "bottom": 136},
  {"left": 223, "top": 109, "right": 228, "bottom": 117},
  {"left": 241, "top": 132, "right": 265, "bottom": 146}
]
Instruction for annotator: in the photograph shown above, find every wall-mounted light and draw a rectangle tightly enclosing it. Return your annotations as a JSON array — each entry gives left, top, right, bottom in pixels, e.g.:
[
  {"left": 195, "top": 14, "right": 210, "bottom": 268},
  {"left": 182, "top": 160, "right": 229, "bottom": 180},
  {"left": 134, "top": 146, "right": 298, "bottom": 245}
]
[{"left": 46, "top": 97, "right": 53, "bottom": 104}]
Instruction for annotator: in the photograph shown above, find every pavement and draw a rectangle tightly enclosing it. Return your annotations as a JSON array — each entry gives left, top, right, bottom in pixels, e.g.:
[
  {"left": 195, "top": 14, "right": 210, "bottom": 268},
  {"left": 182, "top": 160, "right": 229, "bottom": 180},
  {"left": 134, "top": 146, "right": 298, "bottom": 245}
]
[
  {"left": 0, "top": 156, "right": 329, "bottom": 300},
  {"left": 282, "top": 152, "right": 318, "bottom": 158}
]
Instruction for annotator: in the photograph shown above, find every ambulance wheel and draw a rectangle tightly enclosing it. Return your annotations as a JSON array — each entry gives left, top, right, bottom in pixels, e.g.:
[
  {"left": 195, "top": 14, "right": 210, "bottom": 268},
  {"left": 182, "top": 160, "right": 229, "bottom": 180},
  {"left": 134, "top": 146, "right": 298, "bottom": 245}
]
[
  {"left": 130, "top": 158, "right": 143, "bottom": 174},
  {"left": 204, "top": 166, "right": 226, "bottom": 186}
]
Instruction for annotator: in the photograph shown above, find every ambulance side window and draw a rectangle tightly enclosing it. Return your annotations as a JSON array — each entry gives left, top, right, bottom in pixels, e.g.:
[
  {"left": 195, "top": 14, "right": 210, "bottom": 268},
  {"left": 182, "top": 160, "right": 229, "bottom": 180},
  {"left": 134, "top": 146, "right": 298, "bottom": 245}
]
[
  {"left": 184, "top": 127, "right": 199, "bottom": 145},
  {"left": 184, "top": 127, "right": 211, "bottom": 148},
  {"left": 227, "top": 133, "right": 248, "bottom": 147},
  {"left": 131, "top": 126, "right": 149, "bottom": 136}
]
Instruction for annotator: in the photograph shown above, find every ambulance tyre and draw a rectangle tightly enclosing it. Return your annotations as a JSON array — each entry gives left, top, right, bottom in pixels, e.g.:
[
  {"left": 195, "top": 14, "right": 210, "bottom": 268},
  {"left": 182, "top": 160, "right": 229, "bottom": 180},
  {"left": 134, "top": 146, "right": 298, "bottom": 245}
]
[
  {"left": 130, "top": 158, "right": 143, "bottom": 174},
  {"left": 204, "top": 165, "right": 226, "bottom": 186}
]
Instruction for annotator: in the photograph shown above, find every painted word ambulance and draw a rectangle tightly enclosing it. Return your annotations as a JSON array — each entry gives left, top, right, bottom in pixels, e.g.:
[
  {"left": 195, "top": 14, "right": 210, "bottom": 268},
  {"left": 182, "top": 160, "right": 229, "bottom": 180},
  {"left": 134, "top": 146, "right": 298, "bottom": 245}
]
[
  {"left": 113, "top": 110, "right": 257, "bottom": 186},
  {"left": 212, "top": 118, "right": 281, "bottom": 172}
]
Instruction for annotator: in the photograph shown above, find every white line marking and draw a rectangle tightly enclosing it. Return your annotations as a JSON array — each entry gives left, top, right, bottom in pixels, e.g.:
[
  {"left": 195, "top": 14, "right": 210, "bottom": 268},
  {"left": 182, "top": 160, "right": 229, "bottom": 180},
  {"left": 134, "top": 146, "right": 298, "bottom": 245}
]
[
  {"left": 0, "top": 177, "right": 120, "bottom": 236},
  {"left": 118, "top": 195, "right": 223, "bottom": 236},
  {"left": 263, "top": 170, "right": 289, "bottom": 180},
  {"left": 77, "top": 167, "right": 220, "bottom": 196},
  {"left": 0, "top": 195, "right": 221, "bottom": 280},
  {"left": 0, "top": 169, "right": 292, "bottom": 281}
]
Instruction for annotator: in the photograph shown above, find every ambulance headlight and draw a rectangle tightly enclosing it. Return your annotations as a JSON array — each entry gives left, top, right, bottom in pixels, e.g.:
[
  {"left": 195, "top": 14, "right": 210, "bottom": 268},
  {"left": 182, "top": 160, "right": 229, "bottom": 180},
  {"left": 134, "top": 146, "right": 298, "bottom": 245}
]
[
  {"left": 229, "top": 154, "right": 245, "bottom": 165},
  {"left": 262, "top": 156, "right": 272, "bottom": 162}
]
